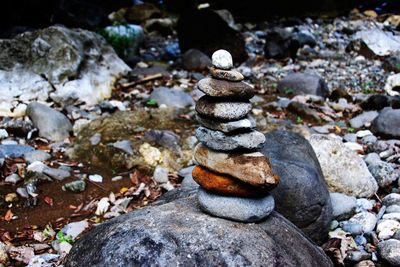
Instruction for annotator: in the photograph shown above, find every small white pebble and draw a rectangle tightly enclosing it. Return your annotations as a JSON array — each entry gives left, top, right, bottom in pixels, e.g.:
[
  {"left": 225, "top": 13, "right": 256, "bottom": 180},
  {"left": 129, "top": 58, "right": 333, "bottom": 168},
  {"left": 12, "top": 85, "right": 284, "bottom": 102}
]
[
  {"left": 212, "top": 49, "right": 233, "bottom": 70},
  {"left": 89, "top": 174, "right": 103, "bottom": 183}
]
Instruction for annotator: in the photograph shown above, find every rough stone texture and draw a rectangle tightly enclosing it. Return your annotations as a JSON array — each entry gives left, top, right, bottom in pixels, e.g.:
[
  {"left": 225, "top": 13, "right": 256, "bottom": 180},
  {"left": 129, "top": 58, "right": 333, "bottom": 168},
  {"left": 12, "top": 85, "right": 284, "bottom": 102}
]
[
  {"left": 211, "top": 49, "right": 233, "bottom": 70},
  {"left": 64, "top": 192, "right": 332, "bottom": 267},
  {"left": 371, "top": 107, "right": 400, "bottom": 138},
  {"left": 210, "top": 67, "right": 244, "bottom": 81},
  {"left": 181, "top": 49, "right": 212, "bottom": 71},
  {"left": 330, "top": 192, "right": 357, "bottom": 220},
  {"left": 27, "top": 102, "right": 72, "bottom": 142},
  {"left": 277, "top": 72, "right": 329, "bottom": 98},
  {"left": 194, "top": 143, "right": 278, "bottom": 187},
  {"left": 149, "top": 87, "right": 194, "bottom": 108},
  {"left": 196, "top": 127, "right": 266, "bottom": 151},
  {"left": 349, "top": 212, "right": 377, "bottom": 233},
  {"left": 192, "top": 166, "right": 270, "bottom": 197},
  {"left": 261, "top": 130, "right": 332, "bottom": 244},
  {"left": 309, "top": 134, "right": 378, "bottom": 198},
  {"left": 349, "top": 111, "right": 379, "bottom": 129},
  {"left": 0, "top": 145, "right": 34, "bottom": 158},
  {"left": 196, "top": 96, "right": 251, "bottom": 120},
  {"left": 198, "top": 188, "right": 274, "bottom": 222},
  {"left": 197, "top": 78, "right": 254, "bottom": 99},
  {"left": 0, "top": 25, "right": 130, "bottom": 106},
  {"left": 196, "top": 115, "right": 255, "bottom": 133},
  {"left": 378, "top": 239, "right": 400, "bottom": 266}
]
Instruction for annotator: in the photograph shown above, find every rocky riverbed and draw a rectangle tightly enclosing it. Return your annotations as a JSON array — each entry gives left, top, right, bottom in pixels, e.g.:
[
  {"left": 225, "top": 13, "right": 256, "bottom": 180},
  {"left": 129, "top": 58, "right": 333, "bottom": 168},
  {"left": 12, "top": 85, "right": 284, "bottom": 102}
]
[{"left": 1, "top": 3, "right": 400, "bottom": 266}]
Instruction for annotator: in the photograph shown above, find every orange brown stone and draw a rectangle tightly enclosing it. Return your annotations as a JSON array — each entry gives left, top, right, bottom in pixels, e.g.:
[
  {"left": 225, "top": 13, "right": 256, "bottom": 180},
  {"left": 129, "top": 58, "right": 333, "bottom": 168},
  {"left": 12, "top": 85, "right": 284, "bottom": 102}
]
[{"left": 192, "top": 165, "right": 273, "bottom": 197}]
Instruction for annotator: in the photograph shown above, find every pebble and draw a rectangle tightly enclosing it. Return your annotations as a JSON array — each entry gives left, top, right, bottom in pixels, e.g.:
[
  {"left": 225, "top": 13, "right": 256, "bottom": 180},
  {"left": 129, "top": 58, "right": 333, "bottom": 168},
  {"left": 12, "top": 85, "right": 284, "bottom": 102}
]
[
  {"left": 23, "top": 150, "right": 51, "bottom": 163},
  {"left": 198, "top": 187, "right": 274, "bottom": 222},
  {"left": 16, "top": 187, "right": 29, "bottom": 198},
  {"left": 197, "top": 78, "right": 254, "bottom": 99},
  {"left": 356, "top": 130, "right": 373, "bottom": 138},
  {"left": 61, "top": 220, "right": 89, "bottom": 240},
  {"left": 62, "top": 180, "right": 86, "bottom": 193},
  {"left": 0, "top": 129, "right": 8, "bottom": 139},
  {"left": 43, "top": 167, "right": 70, "bottom": 181},
  {"left": 195, "top": 127, "right": 266, "bottom": 151},
  {"left": 350, "top": 111, "right": 379, "bottom": 129},
  {"left": 5, "top": 173, "right": 22, "bottom": 184},
  {"left": 386, "top": 205, "right": 400, "bottom": 214},
  {"left": 345, "top": 250, "right": 371, "bottom": 262},
  {"left": 210, "top": 67, "right": 244, "bottom": 81},
  {"left": 377, "top": 220, "right": 400, "bottom": 240},
  {"left": 349, "top": 212, "right": 377, "bottom": 233},
  {"left": 330, "top": 192, "right": 357, "bottom": 220},
  {"left": 383, "top": 193, "right": 400, "bottom": 207},
  {"left": 357, "top": 198, "right": 375, "bottom": 212},
  {"left": 382, "top": 213, "right": 400, "bottom": 221},
  {"left": 5, "top": 193, "right": 18, "bottom": 202},
  {"left": 368, "top": 162, "right": 398, "bottom": 188},
  {"left": 196, "top": 96, "right": 252, "bottom": 120},
  {"left": 0, "top": 144, "right": 34, "bottom": 158},
  {"left": 341, "top": 221, "right": 364, "bottom": 235},
  {"left": 211, "top": 49, "right": 233, "bottom": 70},
  {"left": 0, "top": 242, "right": 9, "bottom": 266},
  {"left": 344, "top": 133, "right": 357, "bottom": 143},
  {"left": 89, "top": 174, "right": 103, "bottom": 183},
  {"left": 378, "top": 239, "right": 400, "bottom": 266},
  {"left": 153, "top": 166, "right": 169, "bottom": 184}
]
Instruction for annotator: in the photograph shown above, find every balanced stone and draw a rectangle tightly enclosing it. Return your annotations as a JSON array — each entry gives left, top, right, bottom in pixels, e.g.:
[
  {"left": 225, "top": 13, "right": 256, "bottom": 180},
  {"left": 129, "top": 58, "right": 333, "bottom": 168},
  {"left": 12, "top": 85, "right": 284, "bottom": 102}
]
[
  {"left": 192, "top": 166, "right": 270, "bottom": 197},
  {"left": 198, "top": 78, "right": 254, "bottom": 99},
  {"left": 196, "top": 96, "right": 251, "bottom": 120},
  {"left": 196, "top": 115, "right": 255, "bottom": 133},
  {"left": 211, "top": 49, "right": 233, "bottom": 70},
  {"left": 210, "top": 67, "right": 244, "bottom": 82},
  {"left": 196, "top": 127, "right": 266, "bottom": 151},
  {"left": 194, "top": 143, "right": 278, "bottom": 187},
  {"left": 198, "top": 187, "right": 275, "bottom": 222}
]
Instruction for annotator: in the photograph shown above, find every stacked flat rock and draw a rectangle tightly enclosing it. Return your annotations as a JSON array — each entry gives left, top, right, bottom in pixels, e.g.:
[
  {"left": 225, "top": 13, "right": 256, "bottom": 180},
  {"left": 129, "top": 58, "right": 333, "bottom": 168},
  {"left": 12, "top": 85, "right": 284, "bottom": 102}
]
[{"left": 193, "top": 49, "right": 280, "bottom": 223}]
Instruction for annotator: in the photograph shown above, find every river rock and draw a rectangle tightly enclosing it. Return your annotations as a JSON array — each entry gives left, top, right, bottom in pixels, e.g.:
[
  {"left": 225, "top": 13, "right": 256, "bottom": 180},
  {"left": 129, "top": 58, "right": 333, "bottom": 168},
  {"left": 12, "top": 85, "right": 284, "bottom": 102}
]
[
  {"left": 196, "top": 96, "right": 251, "bottom": 120},
  {"left": 0, "top": 25, "right": 130, "bottom": 106},
  {"left": 196, "top": 115, "right": 255, "bottom": 133},
  {"left": 192, "top": 166, "right": 269, "bottom": 197},
  {"left": 197, "top": 78, "right": 254, "bottom": 99},
  {"left": 198, "top": 187, "right": 274, "bottom": 222},
  {"left": 210, "top": 67, "right": 244, "bottom": 81},
  {"left": 149, "top": 87, "right": 194, "bottom": 108},
  {"left": 383, "top": 194, "right": 400, "bottom": 207},
  {"left": 196, "top": 127, "right": 265, "bottom": 151},
  {"left": 211, "top": 49, "right": 233, "bottom": 70},
  {"left": 261, "top": 130, "right": 332, "bottom": 244},
  {"left": 27, "top": 102, "right": 72, "bottom": 141},
  {"left": 277, "top": 72, "right": 329, "bottom": 98},
  {"left": 309, "top": 134, "right": 378, "bottom": 198},
  {"left": 368, "top": 161, "right": 398, "bottom": 188},
  {"left": 181, "top": 49, "right": 212, "bottom": 71},
  {"left": 0, "top": 144, "right": 34, "bottom": 158},
  {"left": 371, "top": 107, "right": 400, "bottom": 138},
  {"left": 349, "top": 212, "right": 377, "bottom": 233},
  {"left": 194, "top": 143, "right": 278, "bottom": 187},
  {"left": 378, "top": 239, "right": 400, "bottom": 266},
  {"left": 64, "top": 192, "right": 333, "bottom": 266},
  {"left": 330, "top": 192, "right": 357, "bottom": 220}
]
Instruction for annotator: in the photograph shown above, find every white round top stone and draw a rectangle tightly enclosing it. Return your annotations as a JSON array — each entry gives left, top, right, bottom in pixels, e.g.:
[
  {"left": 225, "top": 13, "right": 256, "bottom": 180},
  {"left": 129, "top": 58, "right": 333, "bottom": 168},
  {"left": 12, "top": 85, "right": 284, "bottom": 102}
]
[{"left": 212, "top": 49, "right": 233, "bottom": 70}]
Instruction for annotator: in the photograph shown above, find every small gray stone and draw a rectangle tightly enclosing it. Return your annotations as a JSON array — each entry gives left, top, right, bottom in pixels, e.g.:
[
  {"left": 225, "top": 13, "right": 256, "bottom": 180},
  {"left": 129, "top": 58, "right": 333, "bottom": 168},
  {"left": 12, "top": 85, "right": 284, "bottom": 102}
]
[
  {"left": 368, "top": 162, "right": 398, "bottom": 188},
  {"left": 16, "top": 187, "right": 29, "bottom": 198},
  {"left": 196, "top": 96, "right": 251, "bottom": 120},
  {"left": 349, "top": 212, "right": 377, "bottom": 233},
  {"left": 195, "top": 127, "right": 265, "bottom": 151},
  {"left": 27, "top": 102, "right": 72, "bottom": 142},
  {"left": 378, "top": 239, "right": 400, "bottom": 266},
  {"left": 197, "top": 78, "right": 254, "bottom": 99},
  {"left": 23, "top": 150, "right": 51, "bottom": 163},
  {"left": 150, "top": 87, "right": 194, "bottom": 108},
  {"left": 330, "top": 192, "right": 357, "bottom": 220},
  {"left": 383, "top": 193, "right": 400, "bottom": 207},
  {"left": 340, "top": 221, "right": 364, "bottom": 235},
  {"left": 345, "top": 250, "right": 371, "bottom": 262},
  {"left": 350, "top": 111, "right": 379, "bottom": 129},
  {"left": 5, "top": 173, "right": 22, "bottom": 184},
  {"left": 0, "top": 144, "right": 34, "bottom": 158},
  {"left": 364, "top": 153, "right": 381, "bottom": 166},
  {"left": 211, "top": 49, "right": 233, "bottom": 70},
  {"left": 196, "top": 115, "right": 256, "bottom": 133},
  {"left": 62, "top": 180, "right": 86, "bottom": 192},
  {"left": 153, "top": 166, "right": 169, "bottom": 184},
  {"left": 112, "top": 140, "right": 133, "bottom": 155},
  {"left": 178, "top": 166, "right": 198, "bottom": 190},
  {"left": 43, "top": 167, "right": 70, "bottom": 181},
  {"left": 198, "top": 188, "right": 274, "bottom": 222},
  {"left": 343, "top": 133, "right": 357, "bottom": 143},
  {"left": 387, "top": 205, "right": 400, "bottom": 214}
]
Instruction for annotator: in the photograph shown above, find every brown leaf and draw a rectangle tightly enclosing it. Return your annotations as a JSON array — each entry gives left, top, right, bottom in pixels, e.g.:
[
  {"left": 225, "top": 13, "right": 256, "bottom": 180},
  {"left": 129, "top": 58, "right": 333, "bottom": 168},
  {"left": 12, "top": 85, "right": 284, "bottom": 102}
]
[
  {"left": 4, "top": 209, "right": 14, "bottom": 222},
  {"left": 44, "top": 196, "right": 53, "bottom": 206},
  {"left": 130, "top": 171, "right": 139, "bottom": 186}
]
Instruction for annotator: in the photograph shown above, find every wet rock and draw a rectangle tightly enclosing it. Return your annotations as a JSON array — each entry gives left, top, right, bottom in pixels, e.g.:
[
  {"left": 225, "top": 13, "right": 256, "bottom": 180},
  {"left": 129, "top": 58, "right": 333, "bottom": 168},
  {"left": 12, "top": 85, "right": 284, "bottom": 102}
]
[
  {"left": 371, "top": 108, "right": 400, "bottom": 138},
  {"left": 198, "top": 187, "right": 274, "bottom": 222},
  {"left": 349, "top": 111, "right": 379, "bottom": 129},
  {"left": 378, "top": 239, "right": 400, "bottom": 266},
  {"left": 0, "top": 25, "right": 130, "bottom": 106},
  {"left": 195, "top": 127, "right": 266, "bottom": 151},
  {"left": 385, "top": 74, "right": 400, "bottom": 96},
  {"left": 65, "top": 194, "right": 333, "bottom": 267},
  {"left": 330, "top": 192, "right": 357, "bottom": 220},
  {"left": 88, "top": 174, "right": 103, "bottom": 183},
  {"left": 196, "top": 96, "right": 251, "bottom": 120},
  {"left": 27, "top": 102, "right": 72, "bottom": 142},
  {"left": 181, "top": 49, "right": 211, "bottom": 71},
  {"left": 177, "top": 8, "right": 247, "bottom": 63},
  {"left": 261, "top": 131, "right": 332, "bottom": 244},
  {"left": 112, "top": 140, "right": 133, "bottom": 155},
  {"left": 341, "top": 221, "right": 363, "bottom": 235},
  {"left": 0, "top": 242, "right": 9, "bottom": 266},
  {"left": 23, "top": 150, "right": 51, "bottom": 163},
  {"left": 62, "top": 180, "right": 86, "bottom": 193},
  {"left": 384, "top": 54, "right": 400, "bottom": 73},
  {"left": 153, "top": 166, "right": 169, "bottom": 184},
  {"left": 149, "top": 87, "right": 194, "bottom": 108},
  {"left": 349, "top": 212, "right": 377, "bottom": 233},
  {"left": 277, "top": 73, "right": 329, "bottom": 98},
  {"left": 144, "top": 130, "right": 181, "bottom": 155},
  {"left": 0, "top": 144, "right": 34, "bottom": 158},
  {"left": 197, "top": 78, "right": 254, "bottom": 99},
  {"left": 309, "top": 134, "right": 378, "bottom": 198}
]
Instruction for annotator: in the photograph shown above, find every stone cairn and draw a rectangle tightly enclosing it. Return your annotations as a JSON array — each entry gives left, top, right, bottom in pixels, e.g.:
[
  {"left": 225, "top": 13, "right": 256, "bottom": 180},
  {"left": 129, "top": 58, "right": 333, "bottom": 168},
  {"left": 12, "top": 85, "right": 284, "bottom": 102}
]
[{"left": 192, "top": 49, "right": 280, "bottom": 223}]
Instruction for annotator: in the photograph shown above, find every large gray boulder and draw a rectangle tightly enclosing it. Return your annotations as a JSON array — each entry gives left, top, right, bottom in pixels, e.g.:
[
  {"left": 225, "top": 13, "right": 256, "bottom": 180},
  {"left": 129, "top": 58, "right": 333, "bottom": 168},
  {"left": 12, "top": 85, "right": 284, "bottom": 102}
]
[
  {"left": 261, "top": 130, "right": 333, "bottom": 244},
  {"left": 0, "top": 25, "right": 130, "bottom": 108},
  {"left": 64, "top": 192, "right": 332, "bottom": 267}
]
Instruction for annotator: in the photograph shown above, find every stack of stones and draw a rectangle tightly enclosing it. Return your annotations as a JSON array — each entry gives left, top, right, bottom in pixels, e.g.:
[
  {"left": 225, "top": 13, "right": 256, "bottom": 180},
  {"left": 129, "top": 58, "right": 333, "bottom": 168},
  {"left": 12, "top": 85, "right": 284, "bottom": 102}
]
[{"left": 192, "top": 49, "right": 280, "bottom": 223}]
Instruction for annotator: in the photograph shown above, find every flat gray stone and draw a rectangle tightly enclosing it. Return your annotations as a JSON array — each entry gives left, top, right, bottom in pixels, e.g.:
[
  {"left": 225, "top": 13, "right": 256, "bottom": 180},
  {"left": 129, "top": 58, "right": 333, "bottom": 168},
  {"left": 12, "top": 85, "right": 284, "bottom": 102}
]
[
  {"left": 198, "top": 188, "right": 274, "bottom": 222},
  {"left": 197, "top": 78, "right": 254, "bottom": 99},
  {"left": 23, "top": 150, "right": 51, "bottom": 163},
  {"left": 196, "top": 96, "right": 251, "bottom": 120},
  {"left": 0, "top": 144, "right": 34, "bottom": 158},
  {"left": 196, "top": 115, "right": 255, "bottom": 133},
  {"left": 196, "top": 127, "right": 265, "bottom": 151},
  {"left": 210, "top": 67, "right": 244, "bottom": 81},
  {"left": 27, "top": 102, "right": 72, "bottom": 142}
]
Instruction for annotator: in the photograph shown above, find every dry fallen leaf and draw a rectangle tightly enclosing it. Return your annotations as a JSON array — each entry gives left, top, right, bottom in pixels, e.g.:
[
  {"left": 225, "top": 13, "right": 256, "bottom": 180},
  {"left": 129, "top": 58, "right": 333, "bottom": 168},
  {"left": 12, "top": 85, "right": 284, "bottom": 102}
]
[
  {"left": 4, "top": 209, "right": 14, "bottom": 222},
  {"left": 44, "top": 196, "right": 54, "bottom": 206}
]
